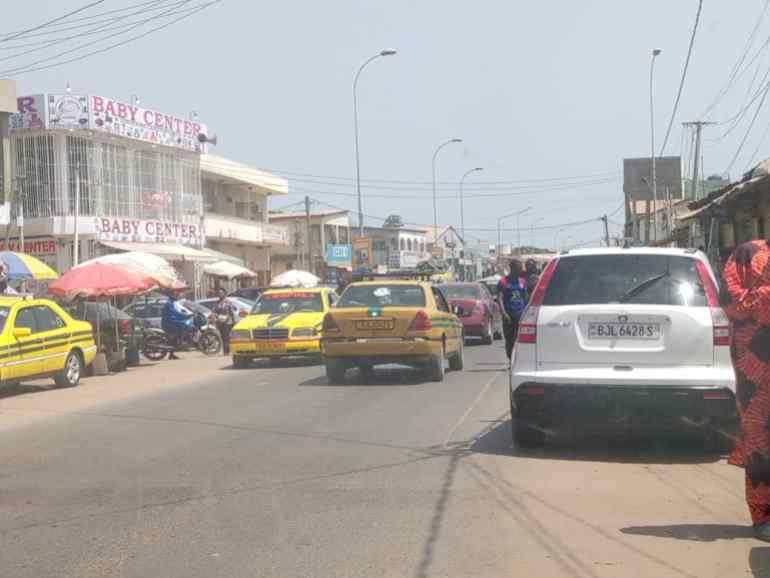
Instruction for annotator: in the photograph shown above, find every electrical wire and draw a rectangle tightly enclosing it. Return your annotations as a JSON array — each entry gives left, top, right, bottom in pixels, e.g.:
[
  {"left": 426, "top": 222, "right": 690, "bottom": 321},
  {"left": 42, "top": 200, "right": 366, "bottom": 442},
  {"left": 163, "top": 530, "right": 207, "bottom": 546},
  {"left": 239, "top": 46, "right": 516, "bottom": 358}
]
[
  {"left": 660, "top": 0, "right": 703, "bottom": 155},
  {"left": 726, "top": 80, "right": 770, "bottom": 174},
  {"left": 0, "top": 0, "right": 190, "bottom": 65},
  {"left": 0, "top": 0, "right": 106, "bottom": 44},
  {"left": 2, "top": 0, "right": 222, "bottom": 76}
]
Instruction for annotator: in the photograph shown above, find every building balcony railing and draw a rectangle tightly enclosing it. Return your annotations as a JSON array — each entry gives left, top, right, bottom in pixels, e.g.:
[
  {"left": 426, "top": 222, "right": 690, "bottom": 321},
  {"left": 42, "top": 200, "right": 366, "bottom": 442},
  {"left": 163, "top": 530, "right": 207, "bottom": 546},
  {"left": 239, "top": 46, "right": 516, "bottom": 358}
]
[{"left": 205, "top": 212, "right": 289, "bottom": 246}]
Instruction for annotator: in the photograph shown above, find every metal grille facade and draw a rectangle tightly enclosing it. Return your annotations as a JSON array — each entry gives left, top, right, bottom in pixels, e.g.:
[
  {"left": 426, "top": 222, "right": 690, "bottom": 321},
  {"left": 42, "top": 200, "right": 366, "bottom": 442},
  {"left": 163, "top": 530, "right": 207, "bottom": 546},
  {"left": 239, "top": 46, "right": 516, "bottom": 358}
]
[{"left": 11, "top": 131, "right": 202, "bottom": 223}]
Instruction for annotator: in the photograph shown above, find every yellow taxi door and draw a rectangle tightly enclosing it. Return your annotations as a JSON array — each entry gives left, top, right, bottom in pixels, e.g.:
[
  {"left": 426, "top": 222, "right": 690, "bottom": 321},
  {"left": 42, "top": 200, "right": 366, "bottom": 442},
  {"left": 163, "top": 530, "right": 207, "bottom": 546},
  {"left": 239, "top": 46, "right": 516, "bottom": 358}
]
[
  {"left": 432, "top": 287, "right": 461, "bottom": 355},
  {"left": 8, "top": 306, "right": 43, "bottom": 381},
  {"left": 33, "top": 305, "right": 70, "bottom": 374}
]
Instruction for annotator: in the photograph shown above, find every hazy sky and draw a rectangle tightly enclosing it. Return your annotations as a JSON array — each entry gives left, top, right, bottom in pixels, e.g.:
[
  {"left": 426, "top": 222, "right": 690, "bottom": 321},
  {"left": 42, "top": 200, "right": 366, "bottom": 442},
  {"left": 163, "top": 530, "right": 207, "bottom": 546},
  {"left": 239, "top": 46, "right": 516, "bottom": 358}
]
[{"left": 8, "top": 0, "right": 770, "bottom": 249}]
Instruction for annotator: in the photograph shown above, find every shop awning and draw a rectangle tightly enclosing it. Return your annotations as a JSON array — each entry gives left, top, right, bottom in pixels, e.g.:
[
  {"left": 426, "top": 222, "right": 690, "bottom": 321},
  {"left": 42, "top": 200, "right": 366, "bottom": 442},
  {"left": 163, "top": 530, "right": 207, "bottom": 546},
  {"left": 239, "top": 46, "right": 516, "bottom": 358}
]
[
  {"left": 100, "top": 241, "right": 218, "bottom": 261},
  {"left": 200, "top": 247, "right": 244, "bottom": 265},
  {"left": 203, "top": 260, "right": 257, "bottom": 279}
]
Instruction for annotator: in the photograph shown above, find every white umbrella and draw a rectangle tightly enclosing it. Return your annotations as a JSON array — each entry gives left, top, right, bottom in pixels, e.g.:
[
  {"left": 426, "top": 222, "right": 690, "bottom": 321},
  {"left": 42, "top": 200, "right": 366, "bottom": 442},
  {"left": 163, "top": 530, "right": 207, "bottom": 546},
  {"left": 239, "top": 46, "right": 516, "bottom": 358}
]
[
  {"left": 204, "top": 260, "right": 257, "bottom": 280},
  {"left": 271, "top": 269, "right": 320, "bottom": 288},
  {"left": 75, "top": 251, "right": 181, "bottom": 289}
]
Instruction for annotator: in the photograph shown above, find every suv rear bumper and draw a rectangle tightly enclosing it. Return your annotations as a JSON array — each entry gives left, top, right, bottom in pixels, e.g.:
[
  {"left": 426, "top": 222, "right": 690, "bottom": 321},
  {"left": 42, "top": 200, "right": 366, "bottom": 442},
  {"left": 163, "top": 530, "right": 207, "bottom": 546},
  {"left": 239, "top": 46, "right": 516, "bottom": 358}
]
[{"left": 512, "top": 382, "right": 737, "bottom": 420}]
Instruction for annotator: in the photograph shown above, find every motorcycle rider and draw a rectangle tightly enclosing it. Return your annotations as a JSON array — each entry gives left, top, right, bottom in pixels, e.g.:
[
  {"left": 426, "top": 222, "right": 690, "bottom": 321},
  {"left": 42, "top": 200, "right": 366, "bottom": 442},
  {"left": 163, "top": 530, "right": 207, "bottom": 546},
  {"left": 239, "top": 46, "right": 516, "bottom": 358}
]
[{"left": 161, "top": 287, "right": 193, "bottom": 360}]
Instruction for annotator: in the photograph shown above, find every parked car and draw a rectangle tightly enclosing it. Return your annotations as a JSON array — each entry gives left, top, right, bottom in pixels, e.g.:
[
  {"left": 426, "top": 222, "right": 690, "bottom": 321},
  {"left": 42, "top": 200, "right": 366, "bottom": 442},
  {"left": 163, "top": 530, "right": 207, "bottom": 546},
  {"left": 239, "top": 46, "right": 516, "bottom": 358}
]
[
  {"left": 196, "top": 296, "right": 254, "bottom": 321},
  {"left": 509, "top": 248, "right": 736, "bottom": 448},
  {"left": 123, "top": 298, "right": 215, "bottom": 329},
  {"left": 229, "top": 287, "right": 266, "bottom": 302},
  {"left": 440, "top": 282, "right": 503, "bottom": 344},
  {"left": 0, "top": 296, "right": 97, "bottom": 387}
]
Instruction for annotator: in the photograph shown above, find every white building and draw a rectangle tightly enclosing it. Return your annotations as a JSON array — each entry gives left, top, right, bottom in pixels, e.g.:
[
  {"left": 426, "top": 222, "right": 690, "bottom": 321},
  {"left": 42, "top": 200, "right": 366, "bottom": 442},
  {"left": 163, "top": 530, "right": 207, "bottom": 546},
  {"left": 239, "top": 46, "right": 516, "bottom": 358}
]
[{"left": 363, "top": 225, "right": 430, "bottom": 269}]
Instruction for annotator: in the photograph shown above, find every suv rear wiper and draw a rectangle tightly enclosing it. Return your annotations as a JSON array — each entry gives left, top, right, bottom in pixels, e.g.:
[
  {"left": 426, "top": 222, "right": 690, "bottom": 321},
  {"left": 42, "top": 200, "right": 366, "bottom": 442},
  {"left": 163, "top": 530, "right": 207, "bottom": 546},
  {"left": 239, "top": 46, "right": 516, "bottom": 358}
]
[{"left": 618, "top": 271, "right": 670, "bottom": 303}]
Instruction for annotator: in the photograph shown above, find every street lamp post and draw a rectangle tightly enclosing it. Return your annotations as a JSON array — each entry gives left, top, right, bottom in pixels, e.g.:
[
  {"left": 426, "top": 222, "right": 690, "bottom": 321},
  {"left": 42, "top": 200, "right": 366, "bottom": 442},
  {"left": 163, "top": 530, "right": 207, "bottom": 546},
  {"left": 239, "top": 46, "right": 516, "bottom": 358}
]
[
  {"left": 497, "top": 206, "right": 532, "bottom": 257},
  {"left": 530, "top": 216, "right": 544, "bottom": 247},
  {"left": 516, "top": 206, "right": 532, "bottom": 249},
  {"left": 431, "top": 138, "right": 462, "bottom": 245},
  {"left": 459, "top": 167, "right": 483, "bottom": 244},
  {"left": 353, "top": 49, "right": 397, "bottom": 237},
  {"left": 554, "top": 228, "right": 565, "bottom": 252},
  {"left": 649, "top": 48, "right": 662, "bottom": 243}
]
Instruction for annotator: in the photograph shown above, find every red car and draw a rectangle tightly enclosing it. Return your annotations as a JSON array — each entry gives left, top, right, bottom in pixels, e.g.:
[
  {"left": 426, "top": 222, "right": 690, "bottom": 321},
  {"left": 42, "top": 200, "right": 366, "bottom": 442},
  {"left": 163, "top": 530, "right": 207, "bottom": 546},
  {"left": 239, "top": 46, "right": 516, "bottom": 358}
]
[{"left": 439, "top": 282, "right": 503, "bottom": 344}]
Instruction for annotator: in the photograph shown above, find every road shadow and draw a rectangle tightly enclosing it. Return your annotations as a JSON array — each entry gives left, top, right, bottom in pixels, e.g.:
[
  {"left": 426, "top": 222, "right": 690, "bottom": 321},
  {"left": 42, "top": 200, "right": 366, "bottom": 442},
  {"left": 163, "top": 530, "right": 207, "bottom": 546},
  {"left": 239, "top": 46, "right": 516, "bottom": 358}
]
[
  {"left": 0, "top": 383, "right": 52, "bottom": 399},
  {"left": 470, "top": 418, "right": 728, "bottom": 464},
  {"left": 300, "top": 366, "right": 432, "bottom": 387},
  {"left": 222, "top": 357, "right": 322, "bottom": 371},
  {"left": 751, "top": 548, "right": 770, "bottom": 578},
  {"left": 620, "top": 524, "right": 754, "bottom": 542}
]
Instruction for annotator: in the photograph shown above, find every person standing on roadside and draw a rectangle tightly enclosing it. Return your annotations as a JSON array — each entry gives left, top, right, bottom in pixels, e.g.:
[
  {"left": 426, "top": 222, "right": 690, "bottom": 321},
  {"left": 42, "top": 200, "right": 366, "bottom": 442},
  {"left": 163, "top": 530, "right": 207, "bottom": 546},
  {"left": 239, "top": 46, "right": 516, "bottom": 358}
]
[
  {"left": 524, "top": 258, "right": 540, "bottom": 297},
  {"left": 722, "top": 240, "right": 770, "bottom": 541},
  {"left": 497, "top": 259, "right": 528, "bottom": 362},
  {"left": 213, "top": 288, "right": 235, "bottom": 355}
]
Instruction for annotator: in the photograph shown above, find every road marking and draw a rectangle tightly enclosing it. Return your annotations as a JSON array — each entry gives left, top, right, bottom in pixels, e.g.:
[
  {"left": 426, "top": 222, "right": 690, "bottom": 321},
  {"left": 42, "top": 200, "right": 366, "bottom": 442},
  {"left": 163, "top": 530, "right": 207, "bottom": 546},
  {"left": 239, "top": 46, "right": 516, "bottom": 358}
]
[{"left": 443, "top": 369, "right": 503, "bottom": 448}]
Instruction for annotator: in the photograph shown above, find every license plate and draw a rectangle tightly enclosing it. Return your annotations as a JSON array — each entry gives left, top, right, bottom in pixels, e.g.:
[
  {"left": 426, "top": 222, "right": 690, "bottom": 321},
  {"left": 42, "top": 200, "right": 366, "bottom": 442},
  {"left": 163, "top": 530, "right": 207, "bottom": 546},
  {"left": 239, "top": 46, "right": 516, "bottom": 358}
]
[
  {"left": 588, "top": 323, "right": 660, "bottom": 340},
  {"left": 355, "top": 319, "right": 395, "bottom": 331},
  {"left": 254, "top": 342, "right": 286, "bottom": 352}
]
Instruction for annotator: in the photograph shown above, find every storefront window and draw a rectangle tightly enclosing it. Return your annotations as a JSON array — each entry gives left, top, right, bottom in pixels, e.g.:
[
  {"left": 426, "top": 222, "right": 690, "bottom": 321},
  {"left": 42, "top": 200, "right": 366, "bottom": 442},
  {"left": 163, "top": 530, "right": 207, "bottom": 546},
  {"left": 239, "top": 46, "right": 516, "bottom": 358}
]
[
  {"left": 13, "top": 133, "right": 57, "bottom": 218},
  {"left": 339, "top": 227, "right": 349, "bottom": 244},
  {"left": 66, "top": 135, "right": 93, "bottom": 216}
]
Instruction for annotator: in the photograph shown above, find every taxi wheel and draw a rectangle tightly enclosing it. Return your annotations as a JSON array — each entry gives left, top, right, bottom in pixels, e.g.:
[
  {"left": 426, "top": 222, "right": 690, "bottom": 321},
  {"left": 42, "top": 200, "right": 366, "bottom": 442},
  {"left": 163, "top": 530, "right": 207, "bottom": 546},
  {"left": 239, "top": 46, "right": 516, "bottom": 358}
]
[
  {"left": 232, "top": 356, "right": 250, "bottom": 369},
  {"left": 55, "top": 351, "right": 83, "bottom": 388},
  {"left": 449, "top": 338, "right": 464, "bottom": 371},
  {"left": 428, "top": 352, "right": 445, "bottom": 382},
  {"left": 326, "top": 359, "right": 347, "bottom": 384}
]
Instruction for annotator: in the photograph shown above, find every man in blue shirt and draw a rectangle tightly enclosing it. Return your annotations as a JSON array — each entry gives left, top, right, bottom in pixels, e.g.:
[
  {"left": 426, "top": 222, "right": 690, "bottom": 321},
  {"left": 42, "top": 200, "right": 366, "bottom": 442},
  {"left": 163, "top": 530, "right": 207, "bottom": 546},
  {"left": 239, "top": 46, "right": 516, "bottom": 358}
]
[
  {"left": 161, "top": 289, "right": 193, "bottom": 360},
  {"left": 497, "top": 259, "right": 528, "bottom": 361}
]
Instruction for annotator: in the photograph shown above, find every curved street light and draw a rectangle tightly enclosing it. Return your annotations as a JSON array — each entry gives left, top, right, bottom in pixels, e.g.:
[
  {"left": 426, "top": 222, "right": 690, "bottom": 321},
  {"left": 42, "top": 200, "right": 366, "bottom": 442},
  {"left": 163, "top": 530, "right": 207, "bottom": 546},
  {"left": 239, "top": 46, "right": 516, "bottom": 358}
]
[
  {"left": 497, "top": 206, "right": 532, "bottom": 256},
  {"left": 649, "top": 48, "right": 662, "bottom": 243},
  {"left": 431, "top": 138, "right": 462, "bottom": 244},
  {"left": 529, "top": 216, "right": 545, "bottom": 247},
  {"left": 353, "top": 49, "right": 398, "bottom": 236},
  {"left": 459, "top": 167, "right": 483, "bottom": 244}
]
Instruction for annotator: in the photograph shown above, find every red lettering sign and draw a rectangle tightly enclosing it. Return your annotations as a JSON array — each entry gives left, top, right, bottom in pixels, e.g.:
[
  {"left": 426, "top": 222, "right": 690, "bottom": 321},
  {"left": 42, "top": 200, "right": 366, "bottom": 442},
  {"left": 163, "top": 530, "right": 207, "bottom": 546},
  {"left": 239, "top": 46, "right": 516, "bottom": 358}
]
[
  {"left": 17, "top": 96, "right": 36, "bottom": 113},
  {"left": 92, "top": 95, "right": 104, "bottom": 114}
]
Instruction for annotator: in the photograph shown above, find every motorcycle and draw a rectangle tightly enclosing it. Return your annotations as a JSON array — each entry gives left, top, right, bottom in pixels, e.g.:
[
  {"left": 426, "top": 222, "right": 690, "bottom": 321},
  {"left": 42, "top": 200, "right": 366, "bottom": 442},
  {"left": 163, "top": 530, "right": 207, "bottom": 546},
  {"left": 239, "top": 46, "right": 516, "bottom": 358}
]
[{"left": 141, "top": 311, "right": 222, "bottom": 360}]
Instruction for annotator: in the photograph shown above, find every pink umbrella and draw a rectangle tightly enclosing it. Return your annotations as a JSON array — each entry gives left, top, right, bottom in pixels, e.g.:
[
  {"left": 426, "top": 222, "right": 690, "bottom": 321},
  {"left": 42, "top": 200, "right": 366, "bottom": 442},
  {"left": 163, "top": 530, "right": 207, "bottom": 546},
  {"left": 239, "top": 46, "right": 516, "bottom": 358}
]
[{"left": 49, "top": 262, "right": 155, "bottom": 300}]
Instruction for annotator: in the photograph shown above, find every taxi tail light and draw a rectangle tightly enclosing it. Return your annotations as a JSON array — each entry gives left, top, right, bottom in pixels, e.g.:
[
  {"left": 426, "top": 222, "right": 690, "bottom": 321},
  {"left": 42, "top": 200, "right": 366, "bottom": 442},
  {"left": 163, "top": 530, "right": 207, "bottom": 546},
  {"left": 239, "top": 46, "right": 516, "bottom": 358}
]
[
  {"left": 239, "top": 309, "right": 247, "bottom": 317},
  {"left": 409, "top": 310, "right": 432, "bottom": 331},
  {"left": 322, "top": 313, "right": 340, "bottom": 332},
  {"left": 696, "top": 260, "right": 730, "bottom": 347},
  {"left": 517, "top": 258, "right": 559, "bottom": 345}
]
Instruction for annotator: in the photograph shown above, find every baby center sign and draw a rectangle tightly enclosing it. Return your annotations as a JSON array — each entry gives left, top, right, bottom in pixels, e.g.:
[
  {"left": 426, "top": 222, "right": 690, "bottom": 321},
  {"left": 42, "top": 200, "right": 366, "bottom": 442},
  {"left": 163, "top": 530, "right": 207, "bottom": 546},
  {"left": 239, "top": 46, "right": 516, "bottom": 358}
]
[{"left": 95, "top": 217, "right": 203, "bottom": 245}]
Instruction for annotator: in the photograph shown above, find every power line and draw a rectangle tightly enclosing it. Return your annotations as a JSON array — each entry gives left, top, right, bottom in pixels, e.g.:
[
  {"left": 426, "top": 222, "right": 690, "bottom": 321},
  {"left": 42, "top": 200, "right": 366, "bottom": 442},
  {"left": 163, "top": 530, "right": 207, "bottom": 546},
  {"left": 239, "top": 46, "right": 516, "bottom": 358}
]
[
  {"left": 660, "top": 0, "right": 703, "bottom": 155},
  {"left": 2, "top": 0, "right": 222, "bottom": 76},
  {"left": 0, "top": 0, "right": 190, "bottom": 66},
  {"left": 0, "top": 0, "right": 106, "bottom": 44},
  {"left": 726, "top": 82, "right": 770, "bottom": 174}
]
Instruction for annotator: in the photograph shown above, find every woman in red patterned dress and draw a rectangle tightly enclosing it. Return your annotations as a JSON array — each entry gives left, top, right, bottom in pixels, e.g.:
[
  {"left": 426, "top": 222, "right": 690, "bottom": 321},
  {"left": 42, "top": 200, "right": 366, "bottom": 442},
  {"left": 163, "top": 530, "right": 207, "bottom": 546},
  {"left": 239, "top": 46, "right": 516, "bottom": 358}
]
[{"left": 723, "top": 240, "right": 770, "bottom": 539}]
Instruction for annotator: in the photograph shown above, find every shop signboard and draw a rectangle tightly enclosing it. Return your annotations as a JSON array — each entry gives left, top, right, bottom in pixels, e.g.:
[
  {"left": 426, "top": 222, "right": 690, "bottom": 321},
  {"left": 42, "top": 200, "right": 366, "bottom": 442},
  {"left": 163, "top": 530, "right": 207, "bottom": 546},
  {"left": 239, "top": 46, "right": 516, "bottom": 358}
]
[
  {"left": 325, "top": 244, "right": 351, "bottom": 265},
  {"left": 352, "top": 237, "right": 372, "bottom": 268},
  {"left": 388, "top": 252, "right": 400, "bottom": 269},
  {"left": 400, "top": 250, "right": 422, "bottom": 268},
  {"left": 0, "top": 236, "right": 57, "bottom": 256},
  {"left": 12, "top": 94, "right": 46, "bottom": 129},
  {"left": 90, "top": 95, "right": 206, "bottom": 152},
  {"left": 48, "top": 93, "right": 89, "bottom": 129},
  {"left": 95, "top": 217, "right": 203, "bottom": 245}
]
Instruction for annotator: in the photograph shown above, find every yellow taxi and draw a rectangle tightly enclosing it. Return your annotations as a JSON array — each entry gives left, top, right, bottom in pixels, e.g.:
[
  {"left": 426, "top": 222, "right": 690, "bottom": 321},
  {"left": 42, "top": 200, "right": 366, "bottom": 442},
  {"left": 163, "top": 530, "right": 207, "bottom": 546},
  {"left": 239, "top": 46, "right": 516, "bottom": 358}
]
[
  {"left": 230, "top": 287, "right": 336, "bottom": 368},
  {"left": 0, "top": 296, "right": 96, "bottom": 387},
  {"left": 320, "top": 279, "right": 464, "bottom": 383}
]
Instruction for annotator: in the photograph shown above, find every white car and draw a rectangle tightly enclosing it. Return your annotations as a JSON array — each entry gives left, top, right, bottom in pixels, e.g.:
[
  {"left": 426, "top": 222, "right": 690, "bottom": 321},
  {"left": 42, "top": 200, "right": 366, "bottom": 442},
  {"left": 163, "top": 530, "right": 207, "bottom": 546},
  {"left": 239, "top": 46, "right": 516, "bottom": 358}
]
[{"left": 510, "top": 247, "right": 736, "bottom": 447}]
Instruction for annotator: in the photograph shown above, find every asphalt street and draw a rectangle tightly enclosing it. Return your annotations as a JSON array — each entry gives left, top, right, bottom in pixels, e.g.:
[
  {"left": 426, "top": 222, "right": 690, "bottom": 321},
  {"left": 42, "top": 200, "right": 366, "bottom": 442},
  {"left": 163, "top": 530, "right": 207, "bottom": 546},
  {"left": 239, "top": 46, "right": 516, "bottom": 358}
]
[{"left": 0, "top": 342, "right": 767, "bottom": 578}]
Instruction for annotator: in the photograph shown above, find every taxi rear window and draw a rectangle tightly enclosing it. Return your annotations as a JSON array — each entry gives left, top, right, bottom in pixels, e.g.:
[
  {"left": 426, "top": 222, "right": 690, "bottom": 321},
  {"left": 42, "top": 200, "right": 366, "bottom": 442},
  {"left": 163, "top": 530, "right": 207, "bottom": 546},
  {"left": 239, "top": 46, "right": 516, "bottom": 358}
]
[{"left": 337, "top": 285, "right": 426, "bottom": 308}]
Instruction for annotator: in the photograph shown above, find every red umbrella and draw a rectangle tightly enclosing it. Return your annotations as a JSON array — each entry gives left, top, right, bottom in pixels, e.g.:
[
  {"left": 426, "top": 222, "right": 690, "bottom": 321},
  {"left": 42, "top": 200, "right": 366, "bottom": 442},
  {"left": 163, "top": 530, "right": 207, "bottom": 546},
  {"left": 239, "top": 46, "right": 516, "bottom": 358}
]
[{"left": 49, "top": 262, "right": 155, "bottom": 300}]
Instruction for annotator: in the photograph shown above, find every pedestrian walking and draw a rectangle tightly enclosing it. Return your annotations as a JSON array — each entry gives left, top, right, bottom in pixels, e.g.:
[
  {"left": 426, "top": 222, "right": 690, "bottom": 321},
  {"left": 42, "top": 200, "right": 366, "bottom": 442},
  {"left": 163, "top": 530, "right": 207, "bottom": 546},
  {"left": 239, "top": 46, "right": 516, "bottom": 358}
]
[
  {"left": 497, "top": 259, "right": 528, "bottom": 362},
  {"left": 722, "top": 240, "right": 770, "bottom": 541},
  {"left": 214, "top": 288, "right": 235, "bottom": 355}
]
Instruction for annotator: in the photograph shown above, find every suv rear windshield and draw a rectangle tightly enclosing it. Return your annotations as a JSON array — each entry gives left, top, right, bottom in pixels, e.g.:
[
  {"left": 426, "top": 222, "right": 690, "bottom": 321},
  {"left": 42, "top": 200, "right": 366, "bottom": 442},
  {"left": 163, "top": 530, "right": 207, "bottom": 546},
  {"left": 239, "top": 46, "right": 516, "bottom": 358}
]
[
  {"left": 337, "top": 284, "right": 426, "bottom": 308},
  {"left": 543, "top": 254, "right": 708, "bottom": 307}
]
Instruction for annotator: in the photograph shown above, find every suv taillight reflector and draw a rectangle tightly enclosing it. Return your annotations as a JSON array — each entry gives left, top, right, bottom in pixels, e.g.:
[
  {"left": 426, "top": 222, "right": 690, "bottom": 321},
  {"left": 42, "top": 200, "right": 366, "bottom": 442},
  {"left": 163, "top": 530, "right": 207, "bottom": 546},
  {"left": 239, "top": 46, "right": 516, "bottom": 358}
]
[
  {"left": 695, "top": 260, "right": 730, "bottom": 346},
  {"left": 516, "top": 258, "right": 560, "bottom": 344}
]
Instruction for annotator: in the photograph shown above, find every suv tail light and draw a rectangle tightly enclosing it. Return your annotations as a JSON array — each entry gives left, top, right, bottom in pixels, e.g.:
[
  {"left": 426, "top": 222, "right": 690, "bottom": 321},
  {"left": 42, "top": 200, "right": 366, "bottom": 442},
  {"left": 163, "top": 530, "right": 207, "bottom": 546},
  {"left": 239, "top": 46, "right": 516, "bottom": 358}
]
[
  {"left": 696, "top": 260, "right": 730, "bottom": 347},
  {"left": 322, "top": 313, "right": 340, "bottom": 332},
  {"left": 409, "top": 310, "right": 433, "bottom": 331},
  {"left": 517, "top": 258, "right": 560, "bottom": 344}
]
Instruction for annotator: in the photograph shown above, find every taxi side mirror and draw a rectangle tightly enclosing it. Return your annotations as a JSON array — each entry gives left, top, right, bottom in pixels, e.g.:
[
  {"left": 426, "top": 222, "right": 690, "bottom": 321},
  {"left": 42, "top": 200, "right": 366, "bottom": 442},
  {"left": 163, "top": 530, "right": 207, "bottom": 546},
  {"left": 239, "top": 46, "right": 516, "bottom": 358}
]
[
  {"left": 451, "top": 305, "right": 461, "bottom": 315},
  {"left": 13, "top": 327, "right": 32, "bottom": 339}
]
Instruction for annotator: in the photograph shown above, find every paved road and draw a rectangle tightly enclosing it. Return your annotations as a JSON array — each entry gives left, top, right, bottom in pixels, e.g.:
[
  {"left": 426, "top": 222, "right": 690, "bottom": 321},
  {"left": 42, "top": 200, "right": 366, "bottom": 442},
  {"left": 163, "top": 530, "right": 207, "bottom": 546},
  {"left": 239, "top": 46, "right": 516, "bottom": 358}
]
[{"left": 0, "top": 343, "right": 766, "bottom": 577}]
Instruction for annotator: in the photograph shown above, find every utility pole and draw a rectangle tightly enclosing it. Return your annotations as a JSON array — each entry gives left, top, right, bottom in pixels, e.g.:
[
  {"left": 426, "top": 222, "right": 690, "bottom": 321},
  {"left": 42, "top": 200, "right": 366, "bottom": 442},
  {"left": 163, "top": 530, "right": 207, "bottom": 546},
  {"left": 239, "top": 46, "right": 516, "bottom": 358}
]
[
  {"left": 601, "top": 214, "right": 610, "bottom": 247},
  {"left": 305, "top": 196, "right": 312, "bottom": 273},
  {"left": 73, "top": 166, "right": 80, "bottom": 266},
  {"left": 682, "top": 121, "right": 714, "bottom": 200}
]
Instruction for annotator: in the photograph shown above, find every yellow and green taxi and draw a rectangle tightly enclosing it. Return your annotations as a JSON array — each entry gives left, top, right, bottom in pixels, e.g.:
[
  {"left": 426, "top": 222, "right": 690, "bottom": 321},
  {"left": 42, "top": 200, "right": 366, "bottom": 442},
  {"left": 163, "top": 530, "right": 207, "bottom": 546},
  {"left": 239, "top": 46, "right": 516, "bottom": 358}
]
[
  {"left": 0, "top": 296, "right": 96, "bottom": 387},
  {"left": 320, "top": 280, "right": 464, "bottom": 383},
  {"left": 230, "top": 287, "right": 336, "bottom": 368}
]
